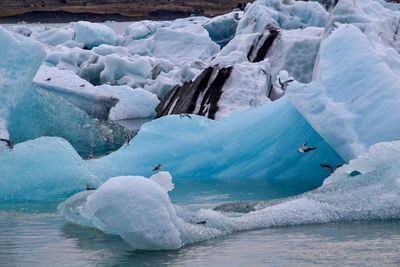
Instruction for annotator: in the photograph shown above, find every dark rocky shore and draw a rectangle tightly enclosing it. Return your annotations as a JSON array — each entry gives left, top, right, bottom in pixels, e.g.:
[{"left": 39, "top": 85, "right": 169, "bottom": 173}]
[{"left": 0, "top": 0, "right": 247, "bottom": 23}]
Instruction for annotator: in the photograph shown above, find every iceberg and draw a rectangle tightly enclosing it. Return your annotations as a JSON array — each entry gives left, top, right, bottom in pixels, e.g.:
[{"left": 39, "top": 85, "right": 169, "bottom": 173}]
[
  {"left": 59, "top": 174, "right": 226, "bottom": 250},
  {"left": 72, "top": 21, "right": 117, "bottom": 49},
  {"left": 0, "top": 26, "right": 45, "bottom": 139},
  {"left": 287, "top": 24, "right": 400, "bottom": 161},
  {"left": 8, "top": 86, "right": 128, "bottom": 157},
  {"left": 203, "top": 11, "right": 242, "bottom": 47},
  {"left": 236, "top": 0, "right": 328, "bottom": 35},
  {"left": 126, "top": 22, "right": 220, "bottom": 62},
  {"left": 0, "top": 137, "right": 98, "bottom": 202},
  {"left": 60, "top": 141, "right": 400, "bottom": 250},
  {"left": 32, "top": 27, "right": 74, "bottom": 46},
  {"left": 89, "top": 97, "right": 343, "bottom": 193}
]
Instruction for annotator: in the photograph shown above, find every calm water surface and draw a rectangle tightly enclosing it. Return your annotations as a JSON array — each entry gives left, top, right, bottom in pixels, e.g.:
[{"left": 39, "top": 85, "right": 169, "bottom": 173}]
[{"left": 1, "top": 204, "right": 400, "bottom": 267}]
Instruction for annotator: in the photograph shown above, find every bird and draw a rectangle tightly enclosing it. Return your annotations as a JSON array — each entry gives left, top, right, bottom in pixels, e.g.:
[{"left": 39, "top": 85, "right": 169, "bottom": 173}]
[
  {"left": 320, "top": 164, "right": 335, "bottom": 173},
  {"left": 45, "top": 77, "right": 51, "bottom": 82},
  {"left": 86, "top": 184, "right": 96, "bottom": 191},
  {"left": 179, "top": 113, "right": 192, "bottom": 119},
  {"left": 298, "top": 143, "right": 317, "bottom": 153},
  {"left": 0, "top": 138, "right": 14, "bottom": 149},
  {"left": 79, "top": 84, "right": 85, "bottom": 87},
  {"left": 195, "top": 220, "right": 207, "bottom": 225},
  {"left": 152, "top": 164, "right": 162, "bottom": 173},
  {"left": 278, "top": 77, "right": 294, "bottom": 91},
  {"left": 124, "top": 133, "right": 132, "bottom": 145}
]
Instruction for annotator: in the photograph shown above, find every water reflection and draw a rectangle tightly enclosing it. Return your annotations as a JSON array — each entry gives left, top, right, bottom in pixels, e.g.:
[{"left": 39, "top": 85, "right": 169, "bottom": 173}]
[{"left": 1, "top": 206, "right": 400, "bottom": 266}]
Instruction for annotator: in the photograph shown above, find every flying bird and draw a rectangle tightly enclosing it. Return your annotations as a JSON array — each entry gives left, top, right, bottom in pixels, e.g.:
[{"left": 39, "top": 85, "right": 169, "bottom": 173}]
[
  {"left": 298, "top": 143, "right": 317, "bottom": 153},
  {"left": 153, "top": 164, "right": 162, "bottom": 173},
  {"left": 0, "top": 138, "right": 14, "bottom": 149},
  {"left": 195, "top": 220, "right": 207, "bottom": 225}
]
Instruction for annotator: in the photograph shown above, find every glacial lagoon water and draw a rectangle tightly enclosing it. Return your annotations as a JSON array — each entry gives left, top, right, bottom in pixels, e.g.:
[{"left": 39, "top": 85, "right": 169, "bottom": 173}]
[{"left": 1, "top": 201, "right": 400, "bottom": 267}]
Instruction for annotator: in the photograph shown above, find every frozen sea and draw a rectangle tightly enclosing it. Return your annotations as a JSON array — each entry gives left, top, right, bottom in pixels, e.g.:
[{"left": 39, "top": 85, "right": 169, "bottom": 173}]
[{"left": 1, "top": 203, "right": 400, "bottom": 266}]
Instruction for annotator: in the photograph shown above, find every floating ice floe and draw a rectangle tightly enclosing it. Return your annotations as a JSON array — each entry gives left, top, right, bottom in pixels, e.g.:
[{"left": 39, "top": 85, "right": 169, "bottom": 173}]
[
  {"left": 59, "top": 173, "right": 221, "bottom": 250},
  {"left": 60, "top": 141, "right": 400, "bottom": 250}
]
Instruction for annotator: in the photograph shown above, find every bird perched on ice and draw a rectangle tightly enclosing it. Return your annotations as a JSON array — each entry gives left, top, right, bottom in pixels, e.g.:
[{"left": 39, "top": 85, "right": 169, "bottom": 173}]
[
  {"left": 153, "top": 164, "right": 162, "bottom": 173},
  {"left": 320, "top": 164, "right": 344, "bottom": 174},
  {"left": 179, "top": 113, "right": 192, "bottom": 119},
  {"left": 278, "top": 77, "right": 294, "bottom": 91},
  {"left": 124, "top": 132, "right": 132, "bottom": 145},
  {"left": 0, "top": 138, "right": 14, "bottom": 149},
  {"left": 195, "top": 220, "right": 207, "bottom": 225},
  {"left": 320, "top": 164, "right": 335, "bottom": 173},
  {"left": 45, "top": 77, "right": 51, "bottom": 82},
  {"left": 86, "top": 184, "right": 96, "bottom": 191},
  {"left": 298, "top": 143, "right": 317, "bottom": 153}
]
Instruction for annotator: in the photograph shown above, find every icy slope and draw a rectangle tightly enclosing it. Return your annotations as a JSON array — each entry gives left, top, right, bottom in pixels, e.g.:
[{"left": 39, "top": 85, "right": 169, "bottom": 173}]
[
  {"left": 0, "top": 26, "right": 45, "bottom": 139},
  {"left": 89, "top": 97, "right": 343, "bottom": 190},
  {"left": 0, "top": 137, "right": 99, "bottom": 201},
  {"left": 287, "top": 24, "right": 400, "bottom": 161}
]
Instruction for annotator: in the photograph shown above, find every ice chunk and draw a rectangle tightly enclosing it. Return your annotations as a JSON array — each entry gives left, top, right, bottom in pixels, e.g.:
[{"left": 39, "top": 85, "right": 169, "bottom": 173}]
[
  {"left": 150, "top": 171, "right": 175, "bottom": 192},
  {"left": 203, "top": 11, "right": 242, "bottom": 47},
  {"left": 0, "top": 137, "right": 98, "bottom": 202},
  {"left": 287, "top": 25, "right": 400, "bottom": 160},
  {"left": 34, "top": 65, "right": 119, "bottom": 120},
  {"left": 127, "top": 23, "right": 220, "bottom": 62},
  {"left": 59, "top": 174, "right": 224, "bottom": 250},
  {"left": 72, "top": 21, "right": 117, "bottom": 49},
  {"left": 0, "top": 26, "right": 45, "bottom": 139},
  {"left": 79, "top": 54, "right": 154, "bottom": 88},
  {"left": 60, "top": 175, "right": 183, "bottom": 250},
  {"left": 8, "top": 86, "right": 128, "bottom": 158},
  {"left": 236, "top": 0, "right": 328, "bottom": 34},
  {"left": 215, "top": 61, "right": 271, "bottom": 118},
  {"left": 32, "top": 28, "right": 73, "bottom": 46},
  {"left": 45, "top": 46, "right": 93, "bottom": 72},
  {"left": 267, "top": 27, "right": 323, "bottom": 83},
  {"left": 98, "top": 85, "right": 160, "bottom": 120},
  {"left": 123, "top": 20, "right": 171, "bottom": 41}
]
